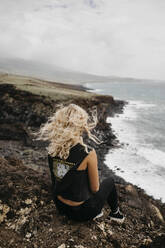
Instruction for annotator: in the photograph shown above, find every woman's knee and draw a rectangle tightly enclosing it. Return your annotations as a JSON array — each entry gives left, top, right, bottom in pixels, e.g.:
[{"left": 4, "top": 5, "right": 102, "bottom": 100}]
[{"left": 99, "top": 177, "right": 115, "bottom": 195}]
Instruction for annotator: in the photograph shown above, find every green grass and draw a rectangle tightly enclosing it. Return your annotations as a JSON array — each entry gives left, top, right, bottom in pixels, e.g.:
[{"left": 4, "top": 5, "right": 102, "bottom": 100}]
[{"left": 0, "top": 73, "right": 97, "bottom": 101}]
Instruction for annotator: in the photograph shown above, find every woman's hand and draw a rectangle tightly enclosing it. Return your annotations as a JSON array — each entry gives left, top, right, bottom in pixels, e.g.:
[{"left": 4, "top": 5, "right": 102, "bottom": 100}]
[{"left": 87, "top": 149, "right": 99, "bottom": 193}]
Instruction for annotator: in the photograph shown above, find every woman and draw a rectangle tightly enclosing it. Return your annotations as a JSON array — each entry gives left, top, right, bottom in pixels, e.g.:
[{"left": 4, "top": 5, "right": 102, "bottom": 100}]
[{"left": 37, "top": 104, "right": 124, "bottom": 222}]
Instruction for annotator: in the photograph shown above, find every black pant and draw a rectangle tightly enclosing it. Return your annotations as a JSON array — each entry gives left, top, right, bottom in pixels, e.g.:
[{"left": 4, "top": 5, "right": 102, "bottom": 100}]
[{"left": 55, "top": 177, "right": 118, "bottom": 221}]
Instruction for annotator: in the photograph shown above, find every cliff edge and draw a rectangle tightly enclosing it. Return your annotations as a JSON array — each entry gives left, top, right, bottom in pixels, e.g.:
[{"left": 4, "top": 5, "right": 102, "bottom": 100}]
[{"left": 0, "top": 74, "right": 165, "bottom": 248}]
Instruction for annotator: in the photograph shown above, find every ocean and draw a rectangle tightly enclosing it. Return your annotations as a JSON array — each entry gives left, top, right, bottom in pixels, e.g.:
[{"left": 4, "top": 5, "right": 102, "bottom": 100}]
[{"left": 86, "top": 80, "right": 165, "bottom": 202}]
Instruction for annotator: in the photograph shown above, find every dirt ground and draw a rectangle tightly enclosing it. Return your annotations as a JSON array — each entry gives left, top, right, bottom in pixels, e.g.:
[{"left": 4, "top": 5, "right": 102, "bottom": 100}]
[{"left": 0, "top": 156, "right": 165, "bottom": 248}]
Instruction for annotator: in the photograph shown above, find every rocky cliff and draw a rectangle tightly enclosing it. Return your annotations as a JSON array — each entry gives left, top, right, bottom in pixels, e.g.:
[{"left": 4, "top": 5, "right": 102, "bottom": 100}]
[{"left": 0, "top": 74, "right": 165, "bottom": 248}]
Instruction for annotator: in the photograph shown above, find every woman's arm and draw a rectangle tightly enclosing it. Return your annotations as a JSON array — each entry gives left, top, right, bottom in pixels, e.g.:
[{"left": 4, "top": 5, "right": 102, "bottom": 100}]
[{"left": 87, "top": 149, "right": 100, "bottom": 193}]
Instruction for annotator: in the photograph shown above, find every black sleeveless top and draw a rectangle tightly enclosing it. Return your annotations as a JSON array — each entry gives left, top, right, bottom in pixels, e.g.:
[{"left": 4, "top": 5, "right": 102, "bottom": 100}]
[{"left": 48, "top": 143, "right": 93, "bottom": 202}]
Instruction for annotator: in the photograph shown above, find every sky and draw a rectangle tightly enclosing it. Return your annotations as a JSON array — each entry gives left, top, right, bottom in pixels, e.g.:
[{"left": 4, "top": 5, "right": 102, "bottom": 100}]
[{"left": 0, "top": 0, "right": 165, "bottom": 80}]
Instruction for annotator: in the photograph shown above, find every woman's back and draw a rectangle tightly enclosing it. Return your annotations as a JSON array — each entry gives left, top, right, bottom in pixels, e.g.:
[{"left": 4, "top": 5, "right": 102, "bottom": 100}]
[{"left": 48, "top": 143, "right": 93, "bottom": 202}]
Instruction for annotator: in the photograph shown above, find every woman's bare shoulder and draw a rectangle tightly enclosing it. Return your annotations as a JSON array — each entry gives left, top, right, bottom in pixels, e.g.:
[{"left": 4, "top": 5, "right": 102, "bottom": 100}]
[{"left": 87, "top": 148, "right": 97, "bottom": 159}]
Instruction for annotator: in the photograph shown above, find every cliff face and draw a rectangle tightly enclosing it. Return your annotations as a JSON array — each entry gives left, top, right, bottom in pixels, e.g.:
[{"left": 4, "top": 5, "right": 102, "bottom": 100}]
[
  {"left": 0, "top": 77, "right": 165, "bottom": 248},
  {"left": 0, "top": 82, "right": 124, "bottom": 181}
]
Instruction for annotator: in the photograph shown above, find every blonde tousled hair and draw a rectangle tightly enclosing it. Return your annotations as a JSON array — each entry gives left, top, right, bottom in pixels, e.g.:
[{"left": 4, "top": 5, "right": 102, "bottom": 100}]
[{"left": 36, "top": 104, "right": 100, "bottom": 159}]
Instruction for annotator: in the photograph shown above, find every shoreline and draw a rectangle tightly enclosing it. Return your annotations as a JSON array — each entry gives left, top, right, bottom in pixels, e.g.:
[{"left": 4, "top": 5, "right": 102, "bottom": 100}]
[
  {"left": 0, "top": 73, "right": 165, "bottom": 248},
  {"left": 106, "top": 100, "right": 165, "bottom": 203},
  {"left": 86, "top": 82, "right": 165, "bottom": 203}
]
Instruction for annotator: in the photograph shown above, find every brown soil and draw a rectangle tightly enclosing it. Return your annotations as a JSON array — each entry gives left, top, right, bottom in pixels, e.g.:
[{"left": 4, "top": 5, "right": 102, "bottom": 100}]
[{"left": 0, "top": 157, "right": 165, "bottom": 248}]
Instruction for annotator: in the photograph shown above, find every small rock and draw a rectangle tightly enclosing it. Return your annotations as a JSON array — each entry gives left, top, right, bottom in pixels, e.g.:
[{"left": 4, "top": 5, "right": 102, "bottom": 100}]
[
  {"left": 128, "top": 199, "right": 142, "bottom": 209},
  {"left": 97, "top": 223, "right": 105, "bottom": 231},
  {"left": 68, "top": 238, "right": 74, "bottom": 242},
  {"left": 0, "top": 202, "right": 10, "bottom": 223},
  {"left": 33, "top": 229, "right": 38, "bottom": 236},
  {"left": 9, "top": 238, "right": 15, "bottom": 244},
  {"left": 125, "top": 184, "right": 139, "bottom": 197},
  {"left": 18, "top": 207, "right": 31, "bottom": 216},
  {"left": 107, "top": 230, "right": 113, "bottom": 236},
  {"left": 143, "top": 237, "right": 152, "bottom": 245},
  {"left": 17, "top": 216, "right": 28, "bottom": 228},
  {"left": 75, "top": 246, "right": 86, "bottom": 248},
  {"left": 58, "top": 244, "right": 66, "bottom": 248},
  {"left": 8, "top": 182, "right": 13, "bottom": 188},
  {"left": 22, "top": 149, "right": 33, "bottom": 155},
  {"left": 25, "top": 199, "right": 32, "bottom": 205},
  {"left": 149, "top": 203, "right": 164, "bottom": 223},
  {"left": 91, "top": 235, "right": 97, "bottom": 240},
  {"left": 25, "top": 233, "right": 32, "bottom": 239},
  {"left": 97, "top": 223, "right": 107, "bottom": 236},
  {"left": 150, "top": 220, "right": 154, "bottom": 227},
  {"left": 101, "top": 238, "right": 106, "bottom": 243}
]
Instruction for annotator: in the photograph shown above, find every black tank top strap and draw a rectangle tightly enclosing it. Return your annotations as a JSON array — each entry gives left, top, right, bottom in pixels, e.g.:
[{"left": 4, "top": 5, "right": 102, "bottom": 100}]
[{"left": 67, "top": 143, "right": 90, "bottom": 169}]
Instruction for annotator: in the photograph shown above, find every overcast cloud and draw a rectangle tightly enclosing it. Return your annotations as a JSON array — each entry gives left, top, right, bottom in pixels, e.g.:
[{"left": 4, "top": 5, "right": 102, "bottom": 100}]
[{"left": 0, "top": 0, "right": 165, "bottom": 80}]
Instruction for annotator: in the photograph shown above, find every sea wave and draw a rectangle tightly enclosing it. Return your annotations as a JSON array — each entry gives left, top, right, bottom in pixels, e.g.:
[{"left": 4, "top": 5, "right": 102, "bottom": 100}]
[{"left": 106, "top": 100, "right": 165, "bottom": 202}]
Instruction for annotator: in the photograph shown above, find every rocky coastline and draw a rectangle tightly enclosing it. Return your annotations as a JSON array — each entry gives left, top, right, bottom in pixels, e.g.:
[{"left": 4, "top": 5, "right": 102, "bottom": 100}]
[{"left": 0, "top": 74, "right": 165, "bottom": 248}]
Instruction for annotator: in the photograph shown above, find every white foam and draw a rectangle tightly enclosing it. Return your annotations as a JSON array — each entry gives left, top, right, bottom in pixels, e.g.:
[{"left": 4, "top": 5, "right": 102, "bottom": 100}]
[
  {"left": 85, "top": 83, "right": 104, "bottom": 93},
  {"left": 137, "top": 147, "right": 165, "bottom": 167},
  {"left": 106, "top": 100, "right": 165, "bottom": 202},
  {"left": 107, "top": 102, "right": 139, "bottom": 144},
  {"left": 129, "top": 100, "right": 156, "bottom": 109},
  {"left": 106, "top": 145, "right": 165, "bottom": 202}
]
